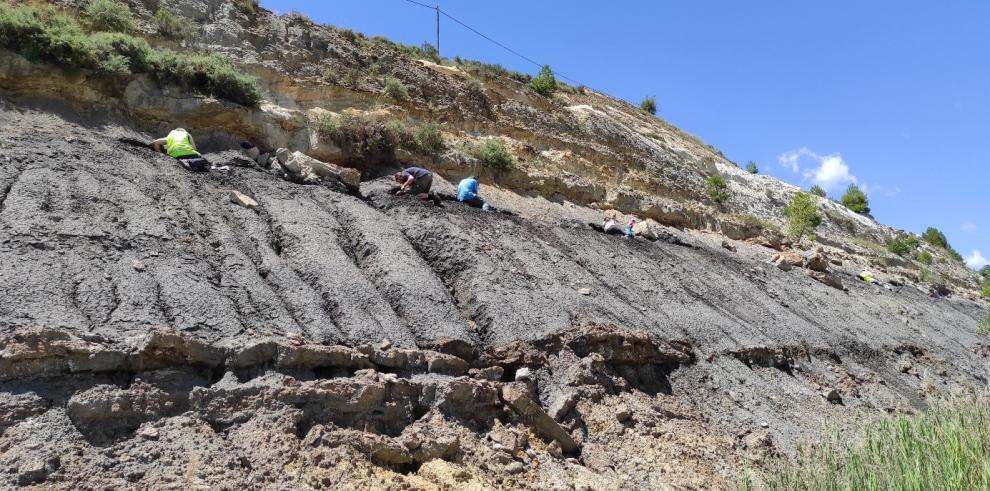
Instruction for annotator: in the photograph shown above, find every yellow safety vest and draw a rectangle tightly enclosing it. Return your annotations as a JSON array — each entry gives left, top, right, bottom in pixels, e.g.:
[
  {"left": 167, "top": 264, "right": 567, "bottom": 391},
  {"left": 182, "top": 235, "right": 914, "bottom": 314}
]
[{"left": 165, "top": 129, "right": 199, "bottom": 158}]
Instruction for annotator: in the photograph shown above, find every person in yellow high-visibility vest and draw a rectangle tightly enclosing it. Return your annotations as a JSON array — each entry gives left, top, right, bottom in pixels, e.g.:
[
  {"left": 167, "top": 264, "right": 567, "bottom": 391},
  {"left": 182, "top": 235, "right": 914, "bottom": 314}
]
[{"left": 151, "top": 128, "right": 211, "bottom": 172}]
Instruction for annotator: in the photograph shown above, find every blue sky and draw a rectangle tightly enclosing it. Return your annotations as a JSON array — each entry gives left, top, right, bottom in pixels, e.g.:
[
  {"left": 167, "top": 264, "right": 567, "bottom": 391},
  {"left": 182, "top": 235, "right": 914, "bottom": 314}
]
[{"left": 263, "top": 1, "right": 989, "bottom": 270}]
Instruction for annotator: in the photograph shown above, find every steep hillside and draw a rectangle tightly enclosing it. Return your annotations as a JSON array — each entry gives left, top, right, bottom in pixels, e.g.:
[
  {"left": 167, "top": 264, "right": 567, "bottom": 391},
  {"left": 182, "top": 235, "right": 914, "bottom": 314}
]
[{"left": 0, "top": 1, "right": 988, "bottom": 489}]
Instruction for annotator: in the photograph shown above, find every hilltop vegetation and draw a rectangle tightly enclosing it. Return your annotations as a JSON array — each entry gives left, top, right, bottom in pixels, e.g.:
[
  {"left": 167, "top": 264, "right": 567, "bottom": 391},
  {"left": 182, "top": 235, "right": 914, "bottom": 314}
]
[{"left": 0, "top": 0, "right": 261, "bottom": 105}]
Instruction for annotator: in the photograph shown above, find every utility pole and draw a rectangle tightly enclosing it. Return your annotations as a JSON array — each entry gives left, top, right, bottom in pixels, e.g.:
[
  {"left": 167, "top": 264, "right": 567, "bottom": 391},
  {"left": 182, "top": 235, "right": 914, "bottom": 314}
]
[{"left": 435, "top": 1, "right": 440, "bottom": 56}]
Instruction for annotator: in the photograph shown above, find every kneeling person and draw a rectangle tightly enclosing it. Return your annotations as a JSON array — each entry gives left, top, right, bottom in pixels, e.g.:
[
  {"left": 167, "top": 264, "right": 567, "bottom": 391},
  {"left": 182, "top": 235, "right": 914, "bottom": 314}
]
[
  {"left": 394, "top": 166, "right": 433, "bottom": 198},
  {"left": 151, "top": 128, "right": 210, "bottom": 172},
  {"left": 457, "top": 175, "right": 490, "bottom": 209}
]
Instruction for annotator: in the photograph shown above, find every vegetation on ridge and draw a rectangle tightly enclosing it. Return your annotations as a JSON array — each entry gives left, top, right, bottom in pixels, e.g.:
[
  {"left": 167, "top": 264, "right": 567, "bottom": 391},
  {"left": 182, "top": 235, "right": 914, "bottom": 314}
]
[
  {"left": 922, "top": 227, "right": 964, "bottom": 263},
  {"left": 530, "top": 64, "right": 557, "bottom": 97},
  {"left": 0, "top": 1, "right": 262, "bottom": 106},
  {"left": 840, "top": 183, "right": 870, "bottom": 215},
  {"left": 640, "top": 96, "right": 657, "bottom": 115}
]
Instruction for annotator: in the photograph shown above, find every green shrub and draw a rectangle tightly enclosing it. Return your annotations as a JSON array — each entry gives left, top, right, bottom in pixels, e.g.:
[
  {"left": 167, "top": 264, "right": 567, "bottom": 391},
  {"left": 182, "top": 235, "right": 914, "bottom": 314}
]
[
  {"left": 917, "top": 250, "right": 933, "bottom": 265},
  {"left": 981, "top": 266, "right": 990, "bottom": 285},
  {"left": 383, "top": 76, "right": 408, "bottom": 101},
  {"left": 317, "top": 112, "right": 401, "bottom": 161},
  {"left": 233, "top": 0, "right": 259, "bottom": 15},
  {"left": 745, "top": 161, "right": 758, "bottom": 174},
  {"left": 640, "top": 96, "right": 656, "bottom": 115},
  {"left": 919, "top": 266, "right": 933, "bottom": 283},
  {"left": 922, "top": 227, "right": 950, "bottom": 249},
  {"left": 0, "top": 2, "right": 261, "bottom": 106},
  {"left": 886, "top": 237, "right": 912, "bottom": 256},
  {"left": 530, "top": 64, "right": 557, "bottom": 97},
  {"left": 979, "top": 314, "right": 990, "bottom": 335},
  {"left": 706, "top": 174, "right": 729, "bottom": 204},
  {"left": 922, "top": 227, "right": 964, "bottom": 263},
  {"left": 314, "top": 113, "right": 337, "bottom": 140},
  {"left": 85, "top": 0, "right": 135, "bottom": 32},
  {"left": 471, "top": 140, "right": 514, "bottom": 171},
  {"left": 151, "top": 51, "right": 262, "bottom": 106},
  {"left": 415, "top": 123, "right": 444, "bottom": 154},
  {"left": 809, "top": 185, "right": 827, "bottom": 197},
  {"left": 981, "top": 285, "right": 990, "bottom": 300},
  {"left": 153, "top": 9, "right": 195, "bottom": 40},
  {"left": 337, "top": 28, "right": 359, "bottom": 43},
  {"left": 321, "top": 67, "right": 337, "bottom": 84},
  {"left": 785, "top": 192, "right": 821, "bottom": 239},
  {"left": 759, "top": 398, "right": 990, "bottom": 490},
  {"left": 841, "top": 183, "right": 870, "bottom": 214}
]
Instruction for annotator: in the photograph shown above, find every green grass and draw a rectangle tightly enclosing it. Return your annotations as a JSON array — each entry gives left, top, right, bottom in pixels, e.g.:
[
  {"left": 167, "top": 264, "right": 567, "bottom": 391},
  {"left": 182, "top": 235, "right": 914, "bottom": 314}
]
[
  {"left": 233, "top": 0, "right": 260, "bottom": 16},
  {"left": 982, "top": 284, "right": 990, "bottom": 300},
  {"left": 314, "top": 112, "right": 403, "bottom": 161},
  {"left": 978, "top": 313, "right": 990, "bottom": 335},
  {"left": 917, "top": 250, "right": 934, "bottom": 265},
  {"left": 0, "top": 1, "right": 261, "bottom": 106},
  {"left": 153, "top": 9, "right": 195, "bottom": 40},
  {"left": 85, "top": 0, "right": 135, "bottom": 33},
  {"left": 754, "top": 398, "right": 990, "bottom": 491}
]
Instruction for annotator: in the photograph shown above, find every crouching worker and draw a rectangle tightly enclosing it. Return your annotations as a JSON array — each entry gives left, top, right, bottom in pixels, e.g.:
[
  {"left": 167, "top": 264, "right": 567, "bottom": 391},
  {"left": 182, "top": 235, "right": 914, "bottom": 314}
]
[
  {"left": 151, "top": 128, "right": 211, "bottom": 172},
  {"left": 623, "top": 218, "right": 637, "bottom": 238},
  {"left": 457, "top": 175, "right": 491, "bottom": 210},
  {"left": 394, "top": 166, "right": 433, "bottom": 198}
]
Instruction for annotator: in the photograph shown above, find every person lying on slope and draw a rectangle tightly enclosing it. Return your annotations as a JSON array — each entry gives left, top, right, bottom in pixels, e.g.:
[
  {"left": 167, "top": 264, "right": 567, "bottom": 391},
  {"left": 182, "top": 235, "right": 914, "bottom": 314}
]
[{"left": 150, "top": 128, "right": 211, "bottom": 172}]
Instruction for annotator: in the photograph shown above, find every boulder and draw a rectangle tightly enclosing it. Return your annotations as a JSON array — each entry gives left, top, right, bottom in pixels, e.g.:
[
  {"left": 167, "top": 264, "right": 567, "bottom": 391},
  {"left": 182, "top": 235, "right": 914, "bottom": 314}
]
[
  {"left": 229, "top": 190, "right": 258, "bottom": 208},
  {"left": 426, "top": 352, "right": 470, "bottom": 376},
  {"left": 804, "top": 247, "right": 830, "bottom": 272},
  {"left": 469, "top": 366, "right": 504, "bottom": 381},
  {"left": 631, "top": 218, "right": 663, "bottom": 241},
  {"left": 283, "top": 151, "right": 361, "bottom": 189},
  {"left": 807, "top": 271, "right": 845, "bottom": 291},
  {"left": 501, "top": 383, "right": 578, "bottom": 453},
  {"left": 770, "top": 251, "right": 804, "bottom": 269}
]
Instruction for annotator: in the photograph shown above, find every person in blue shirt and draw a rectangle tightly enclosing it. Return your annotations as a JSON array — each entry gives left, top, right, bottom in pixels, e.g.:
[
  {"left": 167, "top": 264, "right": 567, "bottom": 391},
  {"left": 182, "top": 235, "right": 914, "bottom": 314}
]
[{"left": 457, "top": 176, "right": 490, "bottom": 210}]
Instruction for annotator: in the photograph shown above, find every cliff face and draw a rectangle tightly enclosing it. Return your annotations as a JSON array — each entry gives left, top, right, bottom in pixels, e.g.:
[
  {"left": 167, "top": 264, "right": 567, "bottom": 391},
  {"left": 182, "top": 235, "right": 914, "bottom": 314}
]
[{"left": 0, "top": 1, "right": 987, "bottom": 489}]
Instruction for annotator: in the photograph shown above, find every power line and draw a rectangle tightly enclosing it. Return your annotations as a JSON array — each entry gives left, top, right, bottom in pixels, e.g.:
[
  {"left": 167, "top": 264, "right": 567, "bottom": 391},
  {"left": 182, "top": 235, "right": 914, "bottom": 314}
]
[
  {"left": 401, "top": 0, "right": 583, "bottom": 86},
  {"left": 404, "top": 0, "right": 434, "bottom": 9}
]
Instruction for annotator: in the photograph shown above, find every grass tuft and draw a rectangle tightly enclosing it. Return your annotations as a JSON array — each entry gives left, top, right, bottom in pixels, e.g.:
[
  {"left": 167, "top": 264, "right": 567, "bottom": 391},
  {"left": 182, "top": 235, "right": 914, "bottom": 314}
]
[
  {"left": 757, "top": 397, "right": 990, "bottom": 490},
  {"left": 153, "top": 9, "right": 195, "bottom": 40},
  {"left": 85, "top": 0, "right": 135, "bottom": 33}
]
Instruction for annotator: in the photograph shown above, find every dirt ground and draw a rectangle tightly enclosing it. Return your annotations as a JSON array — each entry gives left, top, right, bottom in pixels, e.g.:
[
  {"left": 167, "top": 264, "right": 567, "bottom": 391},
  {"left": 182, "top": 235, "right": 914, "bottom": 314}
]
[{"left": 0, "top": 98, "right": 988, "bottom": 489}]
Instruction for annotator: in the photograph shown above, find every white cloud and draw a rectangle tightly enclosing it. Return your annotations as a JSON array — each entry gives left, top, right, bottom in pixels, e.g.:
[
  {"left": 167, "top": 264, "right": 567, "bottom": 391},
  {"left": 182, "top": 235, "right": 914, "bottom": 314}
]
[
  {"left": 965, "top": 250, "right": 989, "bottom": 269},
  {"left": 861, "top": 182, "right": 901, "bottom": 198},
  {"left": 777, "top": 148, "right": 809, "bottom": 173},
  {"left": 961, "top": 223, "right": 978, "bottom": 233},
  {"left": 779, "top": 147, "right": 900, "bottom": 196},
  {"left": 803, "top": 154, "right": 857, "bottom": 191}
]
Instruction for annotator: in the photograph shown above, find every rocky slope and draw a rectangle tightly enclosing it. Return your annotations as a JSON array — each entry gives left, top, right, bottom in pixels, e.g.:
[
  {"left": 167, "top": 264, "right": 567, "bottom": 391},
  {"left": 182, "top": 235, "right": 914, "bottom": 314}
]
[{"left": 0, "top": 1, "right": 988, "bottom": 489}]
